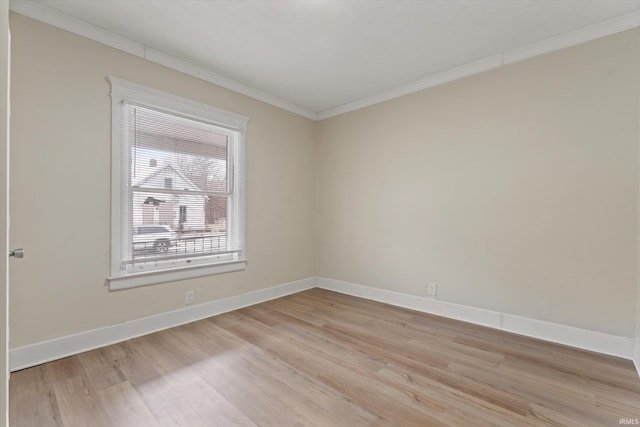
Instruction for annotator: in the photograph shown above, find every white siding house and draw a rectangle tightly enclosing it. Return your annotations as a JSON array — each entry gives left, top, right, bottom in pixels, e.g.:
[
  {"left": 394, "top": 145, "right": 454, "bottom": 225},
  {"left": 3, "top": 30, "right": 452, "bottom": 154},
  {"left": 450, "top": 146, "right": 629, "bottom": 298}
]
[{"left": 132, "top": 164, "right": 206, "bottom": 231}]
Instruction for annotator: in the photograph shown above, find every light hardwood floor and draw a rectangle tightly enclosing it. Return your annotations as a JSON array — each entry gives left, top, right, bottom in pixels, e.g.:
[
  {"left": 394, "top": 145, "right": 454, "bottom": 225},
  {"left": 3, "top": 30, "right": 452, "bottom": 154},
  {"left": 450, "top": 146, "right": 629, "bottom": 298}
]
[{"left": 9, "top": 288, "right": 640, "bottom": 426}]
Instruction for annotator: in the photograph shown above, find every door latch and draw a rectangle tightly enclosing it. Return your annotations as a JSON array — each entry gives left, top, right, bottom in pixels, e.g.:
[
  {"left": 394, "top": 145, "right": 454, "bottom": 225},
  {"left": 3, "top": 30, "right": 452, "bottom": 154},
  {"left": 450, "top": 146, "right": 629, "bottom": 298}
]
[{"left": 9, "top": 248, "right": 24, "bottom": 258}]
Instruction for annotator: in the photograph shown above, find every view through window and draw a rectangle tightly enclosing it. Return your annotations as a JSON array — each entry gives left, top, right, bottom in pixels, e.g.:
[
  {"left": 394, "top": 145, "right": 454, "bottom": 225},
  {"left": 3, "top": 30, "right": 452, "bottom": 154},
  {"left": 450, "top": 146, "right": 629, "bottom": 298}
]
[
  {"left": 124, "top": 104, "right": 239, "bottom": 269},
  {"left": 108, "top": 76, "right": 248, "bottom": 288}
]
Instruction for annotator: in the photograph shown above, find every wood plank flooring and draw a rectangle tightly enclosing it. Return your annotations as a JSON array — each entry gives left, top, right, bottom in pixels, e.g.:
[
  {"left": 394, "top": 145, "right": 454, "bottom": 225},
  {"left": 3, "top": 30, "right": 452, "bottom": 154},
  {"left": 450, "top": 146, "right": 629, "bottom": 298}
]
[{"left": 9, "top": 288, "right": 640, "bottom": 426}]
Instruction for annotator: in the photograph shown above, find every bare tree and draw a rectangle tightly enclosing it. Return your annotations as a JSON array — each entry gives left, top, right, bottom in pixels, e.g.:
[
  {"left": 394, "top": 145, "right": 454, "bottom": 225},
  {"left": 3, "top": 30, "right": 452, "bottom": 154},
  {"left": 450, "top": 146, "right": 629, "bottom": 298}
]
[
  {"left": 176, "top": 155, "right": 228, "bottom": 225},
  {"left": 176, "top": 155, "right": 214, "bottom": 191}
]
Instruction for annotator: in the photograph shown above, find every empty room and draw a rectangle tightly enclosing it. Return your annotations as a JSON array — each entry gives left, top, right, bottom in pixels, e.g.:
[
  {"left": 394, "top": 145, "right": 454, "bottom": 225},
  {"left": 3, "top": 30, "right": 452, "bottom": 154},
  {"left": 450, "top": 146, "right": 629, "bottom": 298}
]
[{"left": 2, "top": 0, "right": 640, "bottom": 425}]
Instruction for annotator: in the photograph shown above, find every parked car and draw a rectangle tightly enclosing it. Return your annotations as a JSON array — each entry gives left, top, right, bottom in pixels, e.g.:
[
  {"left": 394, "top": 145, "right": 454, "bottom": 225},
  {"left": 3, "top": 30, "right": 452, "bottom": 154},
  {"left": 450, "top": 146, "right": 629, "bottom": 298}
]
[{"left": 133, "top": 225, "right": 177, "bottom": 252}]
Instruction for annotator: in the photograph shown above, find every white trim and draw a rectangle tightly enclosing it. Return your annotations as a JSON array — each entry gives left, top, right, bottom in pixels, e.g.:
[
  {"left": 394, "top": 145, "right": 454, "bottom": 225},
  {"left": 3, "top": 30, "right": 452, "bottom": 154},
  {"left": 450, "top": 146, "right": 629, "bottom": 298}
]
[
  {"left": 316, "top": 277, "right": 633, "bottom": 360},
  {"left": 9, "top": 0, "right": 318, "bottom": 121},
  {"left": 141, "top": 47, "right": 317, "bottom": 120},
  {"left": 9, "top": 276, "right": 636, "bottom": 371},
  {"left": 503, "top": 11, "right": 640, "bottom": 65},
  {"left": 9, "top": 277, "right": 317, "bottom": 371},
  {"left": 9, "top": 0, "right": 145, "bottom": 57},
  {"left": 107, "top": 76, "right": 248, "bottom": 289},
  {"left": 108, "top": 260, "right": 248, "bottom": 291},
  {"left": 316, "top": 55, "right": 504, "bottom": 120},
  {"left": 318, "top": 10, "right": 640, "bottom": 119},
  {"left": 9, "top": 0, "right": 640, "bottom": 121},
  {"left": 107, "top": 75, "right": 250, "bottom": 130}
]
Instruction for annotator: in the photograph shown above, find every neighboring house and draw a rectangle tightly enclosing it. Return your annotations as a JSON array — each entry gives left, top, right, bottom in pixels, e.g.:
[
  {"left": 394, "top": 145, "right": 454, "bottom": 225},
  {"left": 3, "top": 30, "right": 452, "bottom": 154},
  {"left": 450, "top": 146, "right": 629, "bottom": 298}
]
[{"left": 132, "top": 164, "right": 206, "bottom": 231}]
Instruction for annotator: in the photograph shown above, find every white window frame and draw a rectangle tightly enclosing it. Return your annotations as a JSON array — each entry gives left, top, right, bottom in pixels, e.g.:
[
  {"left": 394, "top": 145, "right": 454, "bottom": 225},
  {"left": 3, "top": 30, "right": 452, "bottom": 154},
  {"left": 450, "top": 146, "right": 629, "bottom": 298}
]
[{"left": 107, "top": 76, "right": 248, "bottom": 290}]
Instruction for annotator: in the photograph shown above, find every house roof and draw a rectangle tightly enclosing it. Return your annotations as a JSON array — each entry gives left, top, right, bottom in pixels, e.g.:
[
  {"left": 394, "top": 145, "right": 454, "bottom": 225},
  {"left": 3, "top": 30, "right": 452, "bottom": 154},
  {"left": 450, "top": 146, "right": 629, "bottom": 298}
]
[{"left": 134, "top": 164, "right": 202, "bottom": 192}]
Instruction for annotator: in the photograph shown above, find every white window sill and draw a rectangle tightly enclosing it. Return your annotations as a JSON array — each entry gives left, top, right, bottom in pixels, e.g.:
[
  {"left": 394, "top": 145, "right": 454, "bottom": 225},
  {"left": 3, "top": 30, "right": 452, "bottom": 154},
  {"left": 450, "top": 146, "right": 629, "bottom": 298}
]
[{"left": 108, "top": 259, "right": 247, "bottom": 290}]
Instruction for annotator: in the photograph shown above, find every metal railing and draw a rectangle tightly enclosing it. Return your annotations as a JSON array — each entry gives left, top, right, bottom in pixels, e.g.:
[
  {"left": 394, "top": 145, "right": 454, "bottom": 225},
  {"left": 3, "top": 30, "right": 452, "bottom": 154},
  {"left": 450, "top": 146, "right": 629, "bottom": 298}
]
[{"left": 128, "top": 234, "right": 231, "bottom": 265}]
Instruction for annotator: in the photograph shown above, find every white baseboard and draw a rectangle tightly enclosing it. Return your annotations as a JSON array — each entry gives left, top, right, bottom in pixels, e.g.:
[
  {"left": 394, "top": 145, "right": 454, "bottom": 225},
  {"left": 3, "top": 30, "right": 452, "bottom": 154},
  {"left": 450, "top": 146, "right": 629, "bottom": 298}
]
[
  {"left": 9, "top": 277, "right": 316, "bottom": 371},
  {"left": 317, "top": 277, "right": 633, "bottom": 360},
  {"left": 10, "top": 275, "right": 635, "bottom": 372}
]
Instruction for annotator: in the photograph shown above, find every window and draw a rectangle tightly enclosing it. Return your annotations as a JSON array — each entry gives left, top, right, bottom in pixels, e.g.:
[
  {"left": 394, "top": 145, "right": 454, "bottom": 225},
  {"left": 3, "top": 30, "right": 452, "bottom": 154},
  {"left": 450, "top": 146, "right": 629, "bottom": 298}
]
[
  {"left": 108, "top": 76, "right": 248, "bottom": 290},
  {"left": 179, "top": 205, "right": 187, "bottom": 225}
]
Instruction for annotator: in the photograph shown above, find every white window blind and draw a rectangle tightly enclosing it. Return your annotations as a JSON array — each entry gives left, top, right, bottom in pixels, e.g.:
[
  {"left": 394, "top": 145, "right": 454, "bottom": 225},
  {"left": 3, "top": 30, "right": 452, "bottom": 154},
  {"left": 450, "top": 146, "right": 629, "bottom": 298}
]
[
  {"left": 108, "top": 76, "right": 248, "bottom": 289},
  {"left": 120, "top": 102, "right": 242, "bottom": 272}
]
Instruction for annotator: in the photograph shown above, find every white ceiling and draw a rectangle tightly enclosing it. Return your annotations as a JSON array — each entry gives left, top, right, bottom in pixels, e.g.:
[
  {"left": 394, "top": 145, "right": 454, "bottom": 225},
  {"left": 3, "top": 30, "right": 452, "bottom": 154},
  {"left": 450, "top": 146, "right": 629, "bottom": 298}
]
[{"left": 12, "top": 0, "right": 640, "bottom": 119}]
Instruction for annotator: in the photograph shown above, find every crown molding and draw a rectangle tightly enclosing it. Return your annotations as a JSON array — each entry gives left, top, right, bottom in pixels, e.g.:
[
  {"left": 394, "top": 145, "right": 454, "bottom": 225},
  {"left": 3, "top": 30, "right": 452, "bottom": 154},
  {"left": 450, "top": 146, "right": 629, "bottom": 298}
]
[
  {"left": 9, "top": 0, "right": 145, "bottom": 57},
  {"left": 316, "top": 54, "right": 503, "bottom": 120},
  {"left": 9, "top": 0, "right": 318, "bottom": 121},
  {"left": 503, "top": 10, "right": 640, "bottom": 65},
  {"left": 9, "top": 0, "right": 640, "bottom": 121},
  {"left": 141, "top": 47, "right": 317, "bottom": 120},
  {"left": 318, "top": 9, "right": 640, "bottom": 119}
]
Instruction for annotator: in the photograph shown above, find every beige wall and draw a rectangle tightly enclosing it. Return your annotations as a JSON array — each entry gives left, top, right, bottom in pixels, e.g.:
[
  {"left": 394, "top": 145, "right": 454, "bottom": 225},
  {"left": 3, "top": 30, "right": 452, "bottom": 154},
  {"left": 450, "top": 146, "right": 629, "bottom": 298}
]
[
  {"left": 1, "top": 0, "right": 9, "bottom": 421},
  {"left": 317, "top": 29, "right": 640, "bottom": 337},
  {"left": 8, "top": 13, "right": 316, "bottom": 348}
]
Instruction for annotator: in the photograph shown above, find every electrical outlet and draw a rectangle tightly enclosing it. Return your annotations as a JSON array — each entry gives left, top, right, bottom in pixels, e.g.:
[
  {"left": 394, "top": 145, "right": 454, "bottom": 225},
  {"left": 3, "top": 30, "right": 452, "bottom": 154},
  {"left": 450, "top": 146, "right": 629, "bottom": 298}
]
[
  {"left": 185, "top": 290, "right": 194, "bottom": 305},
  {"left": 427, "top": 282, "right": 437, "bottom": 296}
]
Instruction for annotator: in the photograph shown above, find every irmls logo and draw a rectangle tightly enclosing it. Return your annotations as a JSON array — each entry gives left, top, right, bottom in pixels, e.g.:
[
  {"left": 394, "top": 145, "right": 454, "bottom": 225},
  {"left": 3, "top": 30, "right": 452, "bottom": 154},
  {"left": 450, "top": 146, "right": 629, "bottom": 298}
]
[{"left": 620, "top": 419, "right": 640, "bottom": 425}]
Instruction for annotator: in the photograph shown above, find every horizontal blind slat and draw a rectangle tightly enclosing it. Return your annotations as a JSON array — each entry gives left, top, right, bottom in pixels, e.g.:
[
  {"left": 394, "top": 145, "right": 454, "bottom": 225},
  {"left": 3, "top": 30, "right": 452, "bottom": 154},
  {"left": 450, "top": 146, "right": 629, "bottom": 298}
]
[{"left": 132, "top": 187, "right": 232, "bottom": 198}]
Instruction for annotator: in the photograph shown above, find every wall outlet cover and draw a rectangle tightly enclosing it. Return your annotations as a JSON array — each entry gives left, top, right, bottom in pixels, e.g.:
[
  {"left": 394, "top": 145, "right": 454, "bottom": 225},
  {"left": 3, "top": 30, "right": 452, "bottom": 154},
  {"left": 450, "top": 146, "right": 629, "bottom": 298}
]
[{"left": 427, "top": 283, "right": 437, "bottom": 296}]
